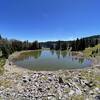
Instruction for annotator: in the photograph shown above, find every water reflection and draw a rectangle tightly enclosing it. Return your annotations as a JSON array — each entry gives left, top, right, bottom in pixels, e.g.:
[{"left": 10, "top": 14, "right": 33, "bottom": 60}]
[
  {"left": 55, "top": 50, "right": 61, "bottom": 59},
  {"left": 79, "top": 58, "right": 84, "bottom": 64},
  {"left": 50, "top": 50, "right": 55, "bottom": 56},
  {"left": 50, "top": 50, "right": 87, "bottom": 64},
  {"left": 33, "top": 50, "right": 42, "bottom": 59},
  {"left": 50, "top": 50, "right": 85, "bottom": 64},
  {"left": 61, "top": 50, "right": 68, "bottom": 58},
  {"left": 50, "top": 50, "right": 68, "bottom": 58},
  {"left": 14, "top": 50, "right": 92, "bottom": 71},
  {"left": 16, "top": 50, "right": 42, "bottom": 60}
]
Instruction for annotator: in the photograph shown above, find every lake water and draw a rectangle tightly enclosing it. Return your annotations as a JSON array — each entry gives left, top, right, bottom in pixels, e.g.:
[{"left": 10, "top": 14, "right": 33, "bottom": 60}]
[{"left": 13, "top": 50, "right": 92, "bottom": 71}]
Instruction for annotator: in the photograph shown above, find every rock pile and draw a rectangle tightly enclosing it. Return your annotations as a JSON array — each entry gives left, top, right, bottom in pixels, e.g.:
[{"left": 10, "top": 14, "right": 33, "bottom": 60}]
[{"left": 0, "top": 68, "right": 100, "bottom": 100}]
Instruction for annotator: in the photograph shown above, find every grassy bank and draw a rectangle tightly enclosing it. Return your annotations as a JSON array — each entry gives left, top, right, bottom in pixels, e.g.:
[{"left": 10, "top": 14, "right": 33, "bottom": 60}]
[
  {"left": 83, "top": 44, "right": 100, "bottom": 57},
  {"left": 0, "top": 57, "right": 6, "bottom": 74}
]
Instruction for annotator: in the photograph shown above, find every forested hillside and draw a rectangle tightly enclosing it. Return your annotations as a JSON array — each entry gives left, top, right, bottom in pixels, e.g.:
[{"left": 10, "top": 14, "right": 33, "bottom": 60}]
[
  {"left": 41, "top": 35, "right": 100, "bottom": 51},
  {"left": 0, "top": 35, "right": 100, "bottom": 58},
  {"left": 0, "top": 35, "right": 41, "bottom": 58}
]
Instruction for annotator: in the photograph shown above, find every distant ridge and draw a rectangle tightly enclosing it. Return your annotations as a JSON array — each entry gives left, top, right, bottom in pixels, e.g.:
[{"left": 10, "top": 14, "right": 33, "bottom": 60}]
[
  {"left": 82, "top": 35, "right": 100, "bottom": 44},
  {"left": 83, "top": 35, "right": 100, "bottom": 39}
]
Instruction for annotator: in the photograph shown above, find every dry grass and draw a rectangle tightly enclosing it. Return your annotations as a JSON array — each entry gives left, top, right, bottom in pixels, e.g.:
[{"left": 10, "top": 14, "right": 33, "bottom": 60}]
[
  {"left": 83, "top": 44, "right": 100, "bottom": 57},
  {"left": 0, "top": 58, "right": 6, "bottom": 74},
  {"left": 0, "top": 79, "right": 12, "bottom": 88}
]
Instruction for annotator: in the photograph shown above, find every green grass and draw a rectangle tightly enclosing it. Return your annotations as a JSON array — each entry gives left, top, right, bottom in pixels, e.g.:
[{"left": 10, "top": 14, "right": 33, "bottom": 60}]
[
  {"left": 0, "top": 58, "right": 6, "bottom": 74},
  {"left": 17, "top": 50, "right": 42, "bottom": 60},
  {"left": 83, "top": 44, "right": 100, "bottom": 57}
]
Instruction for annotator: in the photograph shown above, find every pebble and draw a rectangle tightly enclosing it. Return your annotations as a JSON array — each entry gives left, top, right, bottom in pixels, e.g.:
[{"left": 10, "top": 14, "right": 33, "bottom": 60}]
[
  {"left": 68, "top": 90, "right": 75, "bottom": 96},
  {"left": 0, "top": 68, "right": 100, "bottom": 100}
]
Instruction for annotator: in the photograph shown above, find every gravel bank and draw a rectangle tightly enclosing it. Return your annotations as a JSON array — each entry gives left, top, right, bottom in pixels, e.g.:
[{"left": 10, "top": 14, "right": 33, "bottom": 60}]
[{"left": 0, "top": 51, "right": 100, "bottom": 100}]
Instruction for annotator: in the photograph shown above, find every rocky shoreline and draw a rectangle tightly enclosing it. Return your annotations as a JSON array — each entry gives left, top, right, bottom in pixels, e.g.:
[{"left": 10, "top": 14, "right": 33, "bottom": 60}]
[{"left": 0, "top": 51, "right": 100, "bottom": 100}]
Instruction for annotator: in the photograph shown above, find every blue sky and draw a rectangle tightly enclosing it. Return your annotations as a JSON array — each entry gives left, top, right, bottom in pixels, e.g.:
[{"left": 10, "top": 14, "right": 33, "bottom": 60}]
[{"left": 0, "top": 0, "right": 100, "bottom": 42}]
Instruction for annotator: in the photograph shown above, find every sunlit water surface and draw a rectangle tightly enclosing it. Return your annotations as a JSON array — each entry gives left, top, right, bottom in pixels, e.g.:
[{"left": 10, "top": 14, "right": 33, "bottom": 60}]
[{"left": 13, "top": 50, "right": 92, "bottom": 71}]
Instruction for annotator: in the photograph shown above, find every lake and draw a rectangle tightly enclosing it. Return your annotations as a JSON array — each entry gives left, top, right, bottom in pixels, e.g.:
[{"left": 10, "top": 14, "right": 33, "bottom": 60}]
[{"left": 13, "top": 50, "right": 92, "bottom": 71}]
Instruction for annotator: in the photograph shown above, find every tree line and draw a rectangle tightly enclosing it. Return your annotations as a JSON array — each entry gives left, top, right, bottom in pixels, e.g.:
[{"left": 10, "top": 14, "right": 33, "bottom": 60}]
[
  {"left": 0, "top": 35, "right": 41, "bottom": 58},
  {"left": 71, "top": 37, "right": 99, "bottom": 51},
  {"left": 0, "top": 34, "right": 100, "bottom": 58},
  {"left": 41, "top": 35, "right": 100, "bottom": 51}
]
